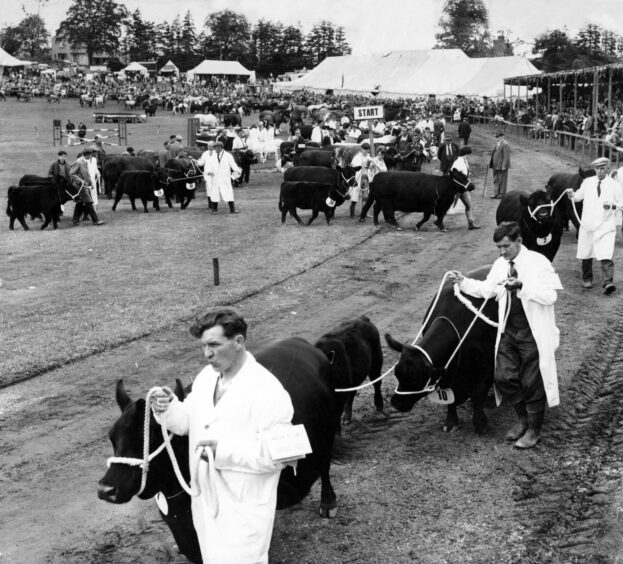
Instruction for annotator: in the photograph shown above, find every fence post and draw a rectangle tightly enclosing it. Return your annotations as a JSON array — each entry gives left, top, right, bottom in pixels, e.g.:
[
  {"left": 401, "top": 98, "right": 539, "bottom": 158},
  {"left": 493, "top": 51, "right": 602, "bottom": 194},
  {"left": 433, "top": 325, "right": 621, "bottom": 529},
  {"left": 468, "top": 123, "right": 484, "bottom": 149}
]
[
  {"left": 117, "top": 119, "right": 127, "bottom": 146},
  {"left": 52, "top": 119, "right": 62, "bottom": 146},
  {"left": 187, "top": 118, "right": 200, "bottom": 148}
]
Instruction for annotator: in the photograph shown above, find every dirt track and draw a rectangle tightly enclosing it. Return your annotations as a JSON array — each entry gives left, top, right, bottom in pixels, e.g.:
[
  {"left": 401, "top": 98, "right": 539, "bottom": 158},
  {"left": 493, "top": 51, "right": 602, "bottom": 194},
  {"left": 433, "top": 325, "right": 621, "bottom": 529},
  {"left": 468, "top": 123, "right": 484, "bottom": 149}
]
[{"left": 2, "top": 127, "right": 623, "bottom": 563}]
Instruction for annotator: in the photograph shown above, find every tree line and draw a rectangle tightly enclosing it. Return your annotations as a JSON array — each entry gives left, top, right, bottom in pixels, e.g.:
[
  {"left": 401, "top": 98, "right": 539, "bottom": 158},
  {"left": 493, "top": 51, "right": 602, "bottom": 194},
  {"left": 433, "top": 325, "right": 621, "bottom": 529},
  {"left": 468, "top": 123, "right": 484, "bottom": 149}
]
[
  {"left": 1, "top": 0, "right": 622, "bottom": 78},
  {"left": 0, "top": 0, "right": 351, "bottom": 77}
]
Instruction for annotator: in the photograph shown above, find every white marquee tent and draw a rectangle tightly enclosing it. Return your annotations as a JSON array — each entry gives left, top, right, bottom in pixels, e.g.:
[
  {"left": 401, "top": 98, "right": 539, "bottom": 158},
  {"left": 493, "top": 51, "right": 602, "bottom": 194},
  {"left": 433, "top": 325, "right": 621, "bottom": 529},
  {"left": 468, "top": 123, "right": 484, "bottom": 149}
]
[
  {"left": 0, "top": 46, "right": 33, "bottom": 75},
  {"left": 276, "top": 50, "right": 540, "bottom": 99},
  {"left": 186, "top": 60, "right": 254, "bottom": 82},
  {"left": 120, "top": 62, "right": 150, "bottom": 76},
  {"left": 159, "top": 60, "right": 180, "bottom": 76}
]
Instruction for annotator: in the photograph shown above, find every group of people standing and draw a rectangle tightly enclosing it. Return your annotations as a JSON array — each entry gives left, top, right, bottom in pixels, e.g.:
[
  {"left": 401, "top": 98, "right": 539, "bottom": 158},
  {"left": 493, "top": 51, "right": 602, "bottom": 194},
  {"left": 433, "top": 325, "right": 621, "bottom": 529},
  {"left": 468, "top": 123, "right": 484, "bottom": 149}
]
[{"left": 48, "top": 146, "right": 105, "bottom": 226}]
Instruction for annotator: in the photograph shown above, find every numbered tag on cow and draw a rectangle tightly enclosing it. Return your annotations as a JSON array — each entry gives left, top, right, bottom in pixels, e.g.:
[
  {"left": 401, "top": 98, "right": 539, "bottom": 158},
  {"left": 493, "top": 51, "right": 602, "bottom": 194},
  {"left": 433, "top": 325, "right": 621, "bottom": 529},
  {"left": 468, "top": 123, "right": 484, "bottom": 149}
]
[
  {"left": 154, "top": 491, "right": 168, "bottom": 516},
  {"left": 427, "top": 388, "right": 455, "bottom": 405},
  {"left": 325, "top": 197, "right": 336, "bottom": 208},
  {"left": 185, "top": 182, "right": 196, "bottom": 191},
  {"left": 536, "top": 233, "right": 552, "bottom": 246},
  {"left": 154, "top": 189, "right": 164, "bottom": 198}
]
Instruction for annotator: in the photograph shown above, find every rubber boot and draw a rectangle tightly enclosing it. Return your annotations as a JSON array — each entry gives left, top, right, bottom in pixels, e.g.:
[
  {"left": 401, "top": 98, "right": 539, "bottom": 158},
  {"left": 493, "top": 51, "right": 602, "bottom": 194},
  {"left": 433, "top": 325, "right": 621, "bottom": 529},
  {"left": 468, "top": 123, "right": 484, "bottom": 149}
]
[
  {"left": 349, "top": 202, "right": 356, "bottom": 218},
  {"left": 468, "top": 220, "right": 481, "bottom": 230},
  {"left": 229, "top": 201, "right": 240, "bottom": 214},
  {"left": 211, "top": 202, "right": 218, "bottom": 214},
  {"left": 505, "top": 402, "right": 528, "bottom": 442},
  {"left": 514, "top": 410, "right": 544, "bottom": 449}
]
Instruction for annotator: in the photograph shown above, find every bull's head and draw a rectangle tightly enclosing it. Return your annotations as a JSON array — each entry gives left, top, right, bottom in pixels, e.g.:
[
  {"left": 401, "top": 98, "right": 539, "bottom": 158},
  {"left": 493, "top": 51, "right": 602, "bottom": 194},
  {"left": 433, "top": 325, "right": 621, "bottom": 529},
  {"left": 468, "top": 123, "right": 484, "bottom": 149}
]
[
  {"left": 385, "top": 334, "right": 447, "bottom": 412},
  {"left": 523, "top": 189, "right": 553, "bottom": 224},
  {"left": 97, "top": 379, "right": 188, "bottom": 504},
  {"left": 449, "top": 168, "right": 475, "bottom": 193}
]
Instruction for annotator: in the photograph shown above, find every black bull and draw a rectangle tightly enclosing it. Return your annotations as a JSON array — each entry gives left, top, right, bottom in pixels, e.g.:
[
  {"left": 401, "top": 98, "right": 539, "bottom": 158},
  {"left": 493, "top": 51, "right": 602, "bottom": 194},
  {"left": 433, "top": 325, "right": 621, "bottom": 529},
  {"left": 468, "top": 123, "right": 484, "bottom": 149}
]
[
  {"left": 496, "top": 189, "right": 564, "bottom": 262},
  {"left": 546, "top": 165, "right": 595, "bottom": 232},
  {"left": 359, "top": 169, "right": 474, "bottom": 231},
  {"left": 386, "top": 266, "right": 497, "bottom": 434},
  {"left": 98, "top": 338, "right": 339, "bottom": 563}
]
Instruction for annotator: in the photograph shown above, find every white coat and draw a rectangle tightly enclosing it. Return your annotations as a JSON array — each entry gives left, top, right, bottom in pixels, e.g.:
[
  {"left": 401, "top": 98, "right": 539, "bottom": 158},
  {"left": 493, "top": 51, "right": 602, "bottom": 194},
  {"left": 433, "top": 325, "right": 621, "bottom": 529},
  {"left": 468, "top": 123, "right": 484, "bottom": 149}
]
[
  {"left": 459, "top": 245, "right": 563, "bottom": 407},
  {"left": 159, "top": 352, "right": 294, "bottom": 564},
  {"left": 349, "top": 150, "right": 371, "bottom": 201},
  {"left": 206, "top": 150, "right": 241, "bottom": 203},
  {"left": 86, "top": 157, "right": 100, "bottom": 204},
  {"left": 196, "top": 149, "right": 216, "bottom": 197},
  {"left": 572, "top": 175, "right": 623, "bottom": 260}
]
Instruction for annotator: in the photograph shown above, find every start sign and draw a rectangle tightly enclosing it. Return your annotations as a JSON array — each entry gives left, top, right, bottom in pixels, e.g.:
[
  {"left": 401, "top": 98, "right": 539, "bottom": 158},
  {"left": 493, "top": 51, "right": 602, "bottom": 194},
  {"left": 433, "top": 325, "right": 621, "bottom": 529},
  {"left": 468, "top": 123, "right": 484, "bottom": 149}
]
[{"left": 353, "top": 105, "right": 384, "bottom": 121}]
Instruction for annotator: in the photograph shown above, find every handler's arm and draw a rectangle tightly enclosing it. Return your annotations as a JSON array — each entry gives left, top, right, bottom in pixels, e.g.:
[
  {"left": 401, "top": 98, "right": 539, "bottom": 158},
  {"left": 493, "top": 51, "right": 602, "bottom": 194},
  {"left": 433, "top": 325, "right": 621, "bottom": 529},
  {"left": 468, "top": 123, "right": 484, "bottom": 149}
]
[
  {"left": 214, "top": 386, "right": 294, "bottom": 473},
  {"left": 517, "top": 260, "right": 562, "bottom": 306}
]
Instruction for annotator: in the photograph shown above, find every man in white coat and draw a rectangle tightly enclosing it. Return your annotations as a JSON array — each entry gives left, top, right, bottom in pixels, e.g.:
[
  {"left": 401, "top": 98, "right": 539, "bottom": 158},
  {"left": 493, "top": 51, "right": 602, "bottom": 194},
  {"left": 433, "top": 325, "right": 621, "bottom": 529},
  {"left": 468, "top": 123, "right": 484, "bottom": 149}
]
[
  {"left": 448, "top": 222, "right": 563, "bottom": 449},
  {"left": 567, "top": 156, "right": 623, "bottom": 294},
  {"left": 151, "top": 308, "right": 295, "bottom": 564},
  {"left": 205, "top": 140, "right": 241, "bottom": 214},
  {"left": 196, "top": 141, "right": 216, "bottom": 209},
  {"left": 349, "top": 142, "right": 372, "bottom": 218}
]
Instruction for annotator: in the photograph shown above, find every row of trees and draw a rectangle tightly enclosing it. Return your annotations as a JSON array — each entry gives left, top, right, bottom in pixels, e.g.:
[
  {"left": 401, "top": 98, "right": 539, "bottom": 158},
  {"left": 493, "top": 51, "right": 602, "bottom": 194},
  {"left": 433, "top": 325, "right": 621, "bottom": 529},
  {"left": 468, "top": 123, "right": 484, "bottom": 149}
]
[
  {"left": 435, "top": 0, "right": 623, "bottom": 72},
  {"left": 2, "top": 0, "right": 623, "bottom": 78},
  {"left": 0, "top": 0, "right": 351, "bottom": 77}
]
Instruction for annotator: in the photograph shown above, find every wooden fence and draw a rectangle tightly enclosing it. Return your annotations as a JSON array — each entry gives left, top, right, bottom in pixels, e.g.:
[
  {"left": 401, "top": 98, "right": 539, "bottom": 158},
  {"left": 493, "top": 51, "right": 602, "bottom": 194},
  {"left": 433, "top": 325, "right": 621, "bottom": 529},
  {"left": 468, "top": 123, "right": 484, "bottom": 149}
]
[{"left": 468, "top": 115, "right": 623, "bottom": 169}]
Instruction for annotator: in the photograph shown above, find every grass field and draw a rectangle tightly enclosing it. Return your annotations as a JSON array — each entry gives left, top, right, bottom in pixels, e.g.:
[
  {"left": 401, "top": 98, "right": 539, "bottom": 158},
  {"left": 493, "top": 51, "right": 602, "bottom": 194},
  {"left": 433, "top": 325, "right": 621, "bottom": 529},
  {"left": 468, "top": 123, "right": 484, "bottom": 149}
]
[{"left": 1, "top": 98, "right": 384, "bottom": 384}]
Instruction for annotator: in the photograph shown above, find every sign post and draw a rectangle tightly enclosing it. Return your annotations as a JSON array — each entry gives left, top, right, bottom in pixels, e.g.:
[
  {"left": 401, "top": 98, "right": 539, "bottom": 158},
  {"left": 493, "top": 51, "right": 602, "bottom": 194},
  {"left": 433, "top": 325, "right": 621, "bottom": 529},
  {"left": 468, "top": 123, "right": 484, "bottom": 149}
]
[{"left": 353, "top": 105, "right": 383, "bottom": 157}]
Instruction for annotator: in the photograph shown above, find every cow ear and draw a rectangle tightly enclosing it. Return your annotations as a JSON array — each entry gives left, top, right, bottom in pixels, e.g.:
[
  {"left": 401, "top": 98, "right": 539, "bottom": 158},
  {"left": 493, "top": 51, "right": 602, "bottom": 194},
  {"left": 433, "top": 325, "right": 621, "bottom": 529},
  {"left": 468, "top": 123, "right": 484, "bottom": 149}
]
[
  {"left": 174, "top": 379, "right": 185, "bottom": 400},
  {"left": 116, "top": 379, "right": 132, "bottom": 411},
  {"left": 326, "top": 350, "right": 336, "bottom": 364},
  {"left": 385, "top": 333, "right": 404, "bottom": 352}
]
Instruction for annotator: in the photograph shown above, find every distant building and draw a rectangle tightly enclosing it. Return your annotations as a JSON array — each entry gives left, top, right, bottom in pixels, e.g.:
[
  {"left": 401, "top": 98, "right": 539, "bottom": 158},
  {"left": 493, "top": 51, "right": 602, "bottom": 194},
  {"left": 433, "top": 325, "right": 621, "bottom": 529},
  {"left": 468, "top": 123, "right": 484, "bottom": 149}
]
[{"left": 50, "top": 34, "right": 113, "bottom": 68}]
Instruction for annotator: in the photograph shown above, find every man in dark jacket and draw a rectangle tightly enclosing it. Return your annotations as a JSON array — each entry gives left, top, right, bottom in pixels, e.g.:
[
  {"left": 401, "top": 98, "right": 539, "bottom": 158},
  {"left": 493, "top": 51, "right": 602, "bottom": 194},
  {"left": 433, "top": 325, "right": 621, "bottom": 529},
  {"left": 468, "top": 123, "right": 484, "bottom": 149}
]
[
  {"left": 458, "top": 117, "right": 472, "bottom": 146},
  {"left": 438, "top": 134, "right": 459, "bottom": 175},
  {"left": 69, "top": 146, "right": 105, "bottom": 226},
  {"left": 48, "top": 150, "right": 72, "bottom": 182}
]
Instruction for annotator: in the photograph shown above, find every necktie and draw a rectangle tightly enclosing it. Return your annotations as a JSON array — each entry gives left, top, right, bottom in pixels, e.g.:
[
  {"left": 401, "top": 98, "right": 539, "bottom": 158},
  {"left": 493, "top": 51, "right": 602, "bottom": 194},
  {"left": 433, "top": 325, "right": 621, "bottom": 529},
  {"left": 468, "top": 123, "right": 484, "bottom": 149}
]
[
  {"left": 509, "top": 260, "right": 517, "bottom": 278},
  {"left": 597, "top": 180, "right": 601, "bottom": 198}
]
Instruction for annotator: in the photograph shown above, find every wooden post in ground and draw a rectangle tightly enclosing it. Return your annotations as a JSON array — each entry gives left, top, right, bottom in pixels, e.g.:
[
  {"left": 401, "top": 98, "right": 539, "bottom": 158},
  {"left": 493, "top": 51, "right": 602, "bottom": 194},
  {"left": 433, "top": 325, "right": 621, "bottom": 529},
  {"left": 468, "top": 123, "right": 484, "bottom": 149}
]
[{"left": 213, "top": 258, "right": 220, "bottom": 286}]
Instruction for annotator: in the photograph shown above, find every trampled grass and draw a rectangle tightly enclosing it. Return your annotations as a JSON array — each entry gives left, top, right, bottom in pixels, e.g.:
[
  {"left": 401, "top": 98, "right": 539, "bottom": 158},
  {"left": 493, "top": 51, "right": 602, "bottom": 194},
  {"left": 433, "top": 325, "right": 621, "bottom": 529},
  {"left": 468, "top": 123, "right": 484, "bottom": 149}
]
[{"left": 1, "top": 97, "right": 380, "bottom": 383}]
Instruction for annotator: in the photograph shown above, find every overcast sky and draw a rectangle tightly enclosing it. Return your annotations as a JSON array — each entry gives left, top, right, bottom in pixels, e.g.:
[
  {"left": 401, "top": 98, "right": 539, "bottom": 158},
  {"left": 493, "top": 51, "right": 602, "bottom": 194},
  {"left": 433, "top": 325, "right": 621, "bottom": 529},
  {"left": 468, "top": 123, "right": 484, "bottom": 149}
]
[{"left": 4, "top": 0, "right": 623, "bottom": 56}]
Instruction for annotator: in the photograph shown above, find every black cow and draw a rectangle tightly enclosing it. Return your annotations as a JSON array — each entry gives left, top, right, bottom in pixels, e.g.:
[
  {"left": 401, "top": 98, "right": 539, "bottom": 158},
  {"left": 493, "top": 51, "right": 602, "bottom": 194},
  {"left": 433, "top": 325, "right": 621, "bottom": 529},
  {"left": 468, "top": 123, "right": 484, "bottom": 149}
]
[
  {"left": 545, "top": 166, "right": 595, "bottom": 232},
  {"left": 232, "top": 149, "right": 258, "bottom": 186},
  {"left": 359, "top": 169, "right": 474, "bottom": 231},
  {"left": 386, "top": 266, "right": 497, "bottom": 433},
  {"left": 222, "top": 113, "right": 241, "bottom": 127},
  {"left": 496, "top": 190, "right": 563, "bottom": 261},
  {"left": 112, "top": 170, "right": 161, "bottom": 212},
  {"left": 292, "top": 149, "right": 335, "bottom": 168},
  {"left": 315, "top": 316, "right": 384, "bottom": 428},
  {"left": 7, "top": 181, "right": 76, "bottom": 230},
  {"left": 158, "top": 159, "right": 200, "bottom": 209},
  {"left": 98, "top": 338, "right": 339, "bottom": 561},
  {"left": 102, "top": 156, "right": 155, "bottom": 199},
  {"left": 279, "top": 180, "right": 346, "bottom": 225}
]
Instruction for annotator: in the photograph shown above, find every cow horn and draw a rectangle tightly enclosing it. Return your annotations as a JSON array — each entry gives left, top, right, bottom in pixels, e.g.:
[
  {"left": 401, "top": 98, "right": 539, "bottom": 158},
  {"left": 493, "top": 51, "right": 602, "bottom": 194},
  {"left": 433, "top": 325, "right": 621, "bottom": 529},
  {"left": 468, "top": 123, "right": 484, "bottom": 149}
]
[{"left": 116, "top": 379, "right": 132, "bottom": 411}]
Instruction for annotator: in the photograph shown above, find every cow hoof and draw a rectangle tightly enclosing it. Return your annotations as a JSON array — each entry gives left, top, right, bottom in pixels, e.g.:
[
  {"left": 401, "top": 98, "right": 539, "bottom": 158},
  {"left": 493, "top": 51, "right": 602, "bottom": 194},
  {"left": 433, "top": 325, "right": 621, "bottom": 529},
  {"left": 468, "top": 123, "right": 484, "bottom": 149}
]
[
  {"left": 318, "top": 504, "right": 337, "bottom": 519},
  {"left": 395, "top": 227, "right": 403, "bottom": 232},
  {"left": 443, "top": 422, "right": 461, "bottom": 432}
]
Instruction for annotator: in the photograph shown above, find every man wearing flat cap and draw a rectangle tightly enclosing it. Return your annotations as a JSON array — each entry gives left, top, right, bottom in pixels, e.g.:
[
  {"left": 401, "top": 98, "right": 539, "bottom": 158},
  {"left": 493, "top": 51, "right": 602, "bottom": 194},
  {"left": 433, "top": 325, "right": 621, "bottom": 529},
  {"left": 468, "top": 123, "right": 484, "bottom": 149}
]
[
  {"left": 69, "top": 146, "right": 105, "bottom": 226},
  {"left": 169, "top": 135, "right": 184, "bottom": 158},
  {"left": 489, "top": 130, "right": 511, "bottom": 199},
  {"left": 48, "top": 150, "right": 71, "bottom": 183},
  {"left": 567, "top": 157, "right": 623, "bottom": 294},
  {"left": 203, "top": 141, "right": 242, "bottom": 214}
]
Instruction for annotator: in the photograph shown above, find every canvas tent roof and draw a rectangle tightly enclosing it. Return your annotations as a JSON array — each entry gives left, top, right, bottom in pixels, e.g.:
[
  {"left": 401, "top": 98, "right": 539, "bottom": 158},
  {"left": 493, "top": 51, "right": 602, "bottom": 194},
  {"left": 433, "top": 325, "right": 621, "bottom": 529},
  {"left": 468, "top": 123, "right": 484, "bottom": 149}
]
[
  {"left": 121, "top": 62, "right": 149, "bottom": 74},
  {"left": 187, "top": 60, "right": 252, "bottom": 77},
  {"left": 276, "top": 50, "right": 540, "bottom": 99},
  {"left": 0, "top": 46, "right": 33, "bottom": 67},
  {"left": 159, "top": 60, "right": 179, "bottom": 74}
]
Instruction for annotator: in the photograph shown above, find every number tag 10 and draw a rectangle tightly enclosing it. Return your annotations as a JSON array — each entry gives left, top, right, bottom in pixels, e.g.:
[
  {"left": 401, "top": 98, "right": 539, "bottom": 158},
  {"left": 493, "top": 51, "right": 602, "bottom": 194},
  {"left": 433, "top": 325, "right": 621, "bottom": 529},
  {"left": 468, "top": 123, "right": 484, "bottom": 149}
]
[{"left": 427, "top": 388, "right": 455, "bottom": 405}]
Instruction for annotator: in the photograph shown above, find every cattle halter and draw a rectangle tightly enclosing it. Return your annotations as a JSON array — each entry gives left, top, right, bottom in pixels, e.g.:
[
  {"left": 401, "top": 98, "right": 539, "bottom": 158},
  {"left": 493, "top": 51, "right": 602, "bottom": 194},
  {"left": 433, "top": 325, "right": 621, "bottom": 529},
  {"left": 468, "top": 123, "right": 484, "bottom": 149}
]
[{"left": 106, "top": 387, "right": 220, "bottom": 517}]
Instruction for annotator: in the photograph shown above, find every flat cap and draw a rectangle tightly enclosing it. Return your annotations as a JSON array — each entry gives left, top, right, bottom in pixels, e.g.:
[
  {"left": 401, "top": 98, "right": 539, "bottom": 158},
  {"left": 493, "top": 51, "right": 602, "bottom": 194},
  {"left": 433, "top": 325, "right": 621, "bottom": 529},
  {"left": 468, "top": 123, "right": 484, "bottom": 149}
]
[
  {"left": 494, "top": 130, "right": 505, "bottom": 137},
  {"left": 591, "top": 157, "right": 609, "bottom": 167}
]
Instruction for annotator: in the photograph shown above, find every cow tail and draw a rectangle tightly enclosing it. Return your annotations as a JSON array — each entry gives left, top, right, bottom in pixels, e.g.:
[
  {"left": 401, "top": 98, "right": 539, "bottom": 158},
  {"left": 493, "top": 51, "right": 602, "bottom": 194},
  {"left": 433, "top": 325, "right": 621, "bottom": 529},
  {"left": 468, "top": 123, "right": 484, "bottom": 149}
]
[
  {"left": 278, "top": 185, "right": 284, "bottom": 211},
  {"left": 6, "top": 187, "right": 15, "bottom": 216}
]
